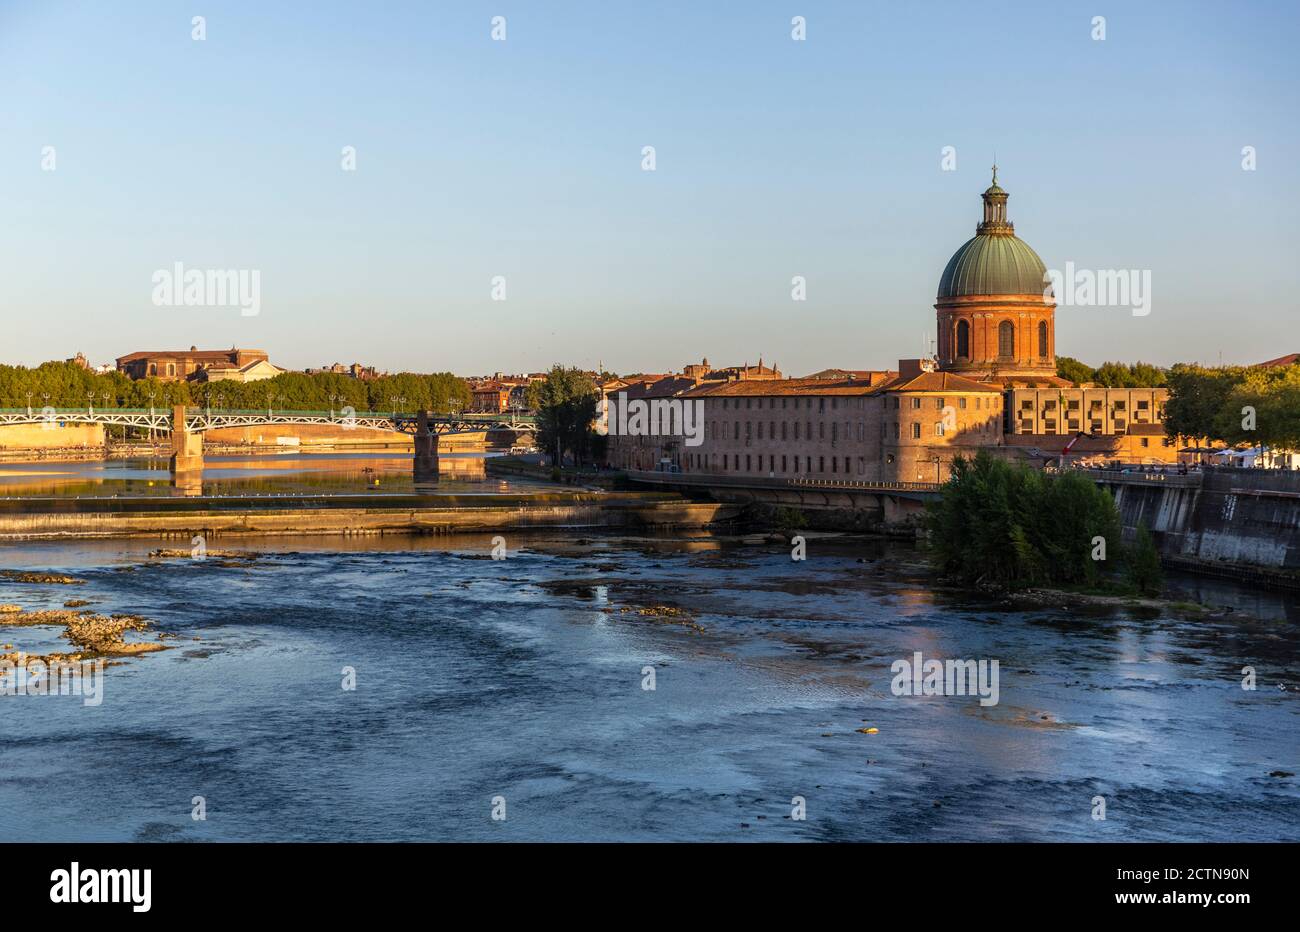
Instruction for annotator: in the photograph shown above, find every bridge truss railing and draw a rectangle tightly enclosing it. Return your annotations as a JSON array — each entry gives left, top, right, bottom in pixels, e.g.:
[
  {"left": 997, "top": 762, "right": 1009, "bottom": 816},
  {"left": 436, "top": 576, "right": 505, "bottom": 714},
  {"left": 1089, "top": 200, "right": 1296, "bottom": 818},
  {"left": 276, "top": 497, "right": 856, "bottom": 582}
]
[{"left": 0, "top": 408, "right": 535, "bottom": 433}]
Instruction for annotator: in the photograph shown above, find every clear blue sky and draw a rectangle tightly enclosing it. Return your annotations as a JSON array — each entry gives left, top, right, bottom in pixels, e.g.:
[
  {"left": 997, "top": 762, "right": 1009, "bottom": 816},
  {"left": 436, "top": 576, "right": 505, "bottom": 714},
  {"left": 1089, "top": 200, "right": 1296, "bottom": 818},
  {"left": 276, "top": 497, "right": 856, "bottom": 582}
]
[{"left": 2, "top": 0, "right": 1297, "bottom": 376}]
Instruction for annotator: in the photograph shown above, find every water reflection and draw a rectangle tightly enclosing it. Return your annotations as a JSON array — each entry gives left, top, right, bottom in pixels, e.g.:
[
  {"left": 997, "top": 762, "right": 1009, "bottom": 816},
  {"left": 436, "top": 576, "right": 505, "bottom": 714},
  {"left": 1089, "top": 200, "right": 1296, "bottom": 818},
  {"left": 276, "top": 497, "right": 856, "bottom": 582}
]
[{"left": 0, "top": 450, "right": 531, "bottom": 499}]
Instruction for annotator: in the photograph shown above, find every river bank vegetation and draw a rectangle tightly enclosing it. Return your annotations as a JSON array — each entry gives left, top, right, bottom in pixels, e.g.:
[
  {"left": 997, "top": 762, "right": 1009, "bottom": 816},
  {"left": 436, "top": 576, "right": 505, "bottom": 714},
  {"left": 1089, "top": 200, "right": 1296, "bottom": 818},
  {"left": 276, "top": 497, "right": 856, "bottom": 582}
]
[{"left": 924, "top": 452, "right": 1162, "bottom": 595}]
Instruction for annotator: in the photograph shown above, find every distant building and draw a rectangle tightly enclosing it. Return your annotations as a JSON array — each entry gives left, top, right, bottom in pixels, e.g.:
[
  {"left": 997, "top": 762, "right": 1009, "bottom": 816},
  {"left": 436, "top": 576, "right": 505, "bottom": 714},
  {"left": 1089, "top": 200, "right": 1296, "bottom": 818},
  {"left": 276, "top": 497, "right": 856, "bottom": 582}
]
[
  {"left": 304, "top": 362, "right": 384, "bottom": 380},
  {"left": 1256, "top": 353, "right": 1299, "bottom": 368},
  {"left": 470, "top": 380, "right": 517, "bottom": 413},
  {"left": 679, "top": 358, "right": 783, "bottom": 382},
  {"left": 803, "top": 368, "right": 896, "bottom": 384},
  {"left": 115, "top": 347, "right": 275, "bottom": 382},
  {"left": 199, "top": 357, "right": 286, "bottom": 383}
]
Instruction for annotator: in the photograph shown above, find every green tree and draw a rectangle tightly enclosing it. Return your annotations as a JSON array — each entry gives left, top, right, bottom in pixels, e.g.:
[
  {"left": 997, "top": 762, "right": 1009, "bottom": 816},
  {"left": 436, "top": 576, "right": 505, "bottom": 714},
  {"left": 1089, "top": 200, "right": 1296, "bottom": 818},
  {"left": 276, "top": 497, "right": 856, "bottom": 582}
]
[
  {"left": 523, "top": 379, "right": 546, "bottom": 412},
  {"left": 924, "top": 451, "right": 1121, "bottom": 590},
  {"left": 1091, "top": 361, "right": 1166, "bottom": 388},
  {"left": 533, "top": 366, "right": 598, "bottom": 466},
  {"left": 1056, "top": 356, "right": 1095, "bottom": 386},
  {"left": 1125, "top": 525, "right": 1164, "bottom": 596},
  {"left": 1163, "top": 364, "right": 1247, "bottom": 443}
]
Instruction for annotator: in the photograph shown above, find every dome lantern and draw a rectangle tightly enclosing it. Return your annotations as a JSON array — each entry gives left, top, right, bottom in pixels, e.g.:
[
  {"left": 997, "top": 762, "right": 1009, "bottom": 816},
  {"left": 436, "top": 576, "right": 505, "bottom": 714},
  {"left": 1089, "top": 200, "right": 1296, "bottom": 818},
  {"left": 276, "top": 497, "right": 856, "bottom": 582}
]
[{"left": 978, "top": 164, "right": 1013, "bottom": 234}]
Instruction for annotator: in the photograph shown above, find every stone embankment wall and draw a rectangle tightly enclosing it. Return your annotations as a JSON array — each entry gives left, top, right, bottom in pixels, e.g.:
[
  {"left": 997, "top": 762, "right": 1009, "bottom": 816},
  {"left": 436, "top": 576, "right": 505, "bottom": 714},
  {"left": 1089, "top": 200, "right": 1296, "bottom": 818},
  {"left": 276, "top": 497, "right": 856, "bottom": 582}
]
[
  {"left": 0, "top": 423, "right": 105, "bottom": 452},
  {"left": 1108, "top": 468, "right": 1300, "bottom": 587},
  {"left": 0, "top": 494, "right": 739, "bottom": 539}
]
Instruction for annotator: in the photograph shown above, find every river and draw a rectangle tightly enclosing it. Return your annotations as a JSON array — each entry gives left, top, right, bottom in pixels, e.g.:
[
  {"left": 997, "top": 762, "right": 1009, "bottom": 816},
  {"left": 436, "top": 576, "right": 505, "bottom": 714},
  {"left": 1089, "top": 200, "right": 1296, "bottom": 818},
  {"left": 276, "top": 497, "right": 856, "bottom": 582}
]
[{"left": 2, "top": 523, "right": 1297, "bottom": 841}]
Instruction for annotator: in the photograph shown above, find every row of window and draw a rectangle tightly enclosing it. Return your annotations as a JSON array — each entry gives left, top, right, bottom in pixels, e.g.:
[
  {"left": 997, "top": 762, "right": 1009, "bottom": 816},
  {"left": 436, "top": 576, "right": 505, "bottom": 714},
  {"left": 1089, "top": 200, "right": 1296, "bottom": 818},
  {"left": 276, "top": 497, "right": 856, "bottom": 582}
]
[
  {"left": 714, "top": 396, "right": 860, "bottom": 411},
  {"left": 1020, "top": 399, "right": 1159, "bottom": 412},
  {"left": 954, "top": 319, "right": 1049, "bottom": 359},
  {"left": 701, "top": 416, "right": 996, "bottom": 443},
  {"left": 894, "top": 396, "right": 998, "bottom": 411},
  {"left": 688, "top": 452, "right": 861, "bottom": 475},
  {"left": 1017, "top": 421, "right": 1176, "bottom": 439},
  {"left": 708, "top": 394, "right": 1005, "bottom": 412},
  {"left": 712, "top": 420, "right": 862, "bottom": 442}
]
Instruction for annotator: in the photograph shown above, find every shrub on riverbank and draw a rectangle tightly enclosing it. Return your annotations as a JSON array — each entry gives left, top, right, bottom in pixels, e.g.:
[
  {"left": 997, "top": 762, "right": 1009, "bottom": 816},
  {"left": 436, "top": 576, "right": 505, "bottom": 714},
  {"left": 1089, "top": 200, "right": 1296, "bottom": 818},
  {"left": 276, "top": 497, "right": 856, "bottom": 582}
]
[
  {"left": 772, "top": 506, "right": 806, "bottom": 533},
  {"left": 1126, "top": 524, "right": 1164, "bottom": 596},
  {"left": 923, "top": 452, "right": 1122, "bottom": 590}
]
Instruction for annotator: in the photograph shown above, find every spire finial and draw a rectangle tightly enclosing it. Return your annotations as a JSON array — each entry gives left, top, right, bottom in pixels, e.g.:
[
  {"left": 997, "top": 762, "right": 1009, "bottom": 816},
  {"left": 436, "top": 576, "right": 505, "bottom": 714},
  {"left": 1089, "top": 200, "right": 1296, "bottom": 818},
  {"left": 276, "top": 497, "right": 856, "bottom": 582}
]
[{"left": 991, "top": 161, "right": 998, "bottom": 185}]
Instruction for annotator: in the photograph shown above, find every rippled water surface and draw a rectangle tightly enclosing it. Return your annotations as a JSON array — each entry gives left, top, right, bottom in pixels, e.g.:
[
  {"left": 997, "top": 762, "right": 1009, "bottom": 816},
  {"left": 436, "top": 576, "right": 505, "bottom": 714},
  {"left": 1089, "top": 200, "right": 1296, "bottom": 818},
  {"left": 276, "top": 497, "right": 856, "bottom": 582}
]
[{"left": 1, "top": 533, "right": 1297, "bottom": 841}]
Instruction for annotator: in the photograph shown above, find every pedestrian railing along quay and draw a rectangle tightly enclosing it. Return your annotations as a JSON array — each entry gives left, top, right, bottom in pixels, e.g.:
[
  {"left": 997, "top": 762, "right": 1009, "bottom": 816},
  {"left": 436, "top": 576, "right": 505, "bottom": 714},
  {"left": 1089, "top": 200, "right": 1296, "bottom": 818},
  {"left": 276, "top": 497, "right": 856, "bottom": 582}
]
[
  {"left": 1046, "top": 466, "right": 1203, "bottom": 487},
  {"left": 789, "top": 477, "right": 941, "bottom": 492},
  {"left": 625, "top": 470, "right": 941, "bottom": 495}
]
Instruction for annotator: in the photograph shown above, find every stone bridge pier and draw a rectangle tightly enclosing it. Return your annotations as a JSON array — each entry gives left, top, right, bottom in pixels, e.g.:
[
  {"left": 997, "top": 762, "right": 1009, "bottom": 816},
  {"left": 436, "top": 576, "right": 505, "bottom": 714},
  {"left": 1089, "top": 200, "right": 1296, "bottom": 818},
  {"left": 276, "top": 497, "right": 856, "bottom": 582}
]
[
  {"left": 169, "top": 405, "right": 203, "bottom": 475},
  {"left": 414, "top": 410, "right": 440, "bottom": 481}
]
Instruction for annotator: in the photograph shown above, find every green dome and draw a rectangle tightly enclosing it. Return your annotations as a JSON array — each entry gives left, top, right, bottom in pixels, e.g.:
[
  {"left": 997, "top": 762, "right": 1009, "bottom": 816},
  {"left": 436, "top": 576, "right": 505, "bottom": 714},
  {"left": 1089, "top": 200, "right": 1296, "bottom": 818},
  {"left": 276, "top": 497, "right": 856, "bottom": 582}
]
[{"left": 937, "top": 232, "right": 1049, "bottom": 299}]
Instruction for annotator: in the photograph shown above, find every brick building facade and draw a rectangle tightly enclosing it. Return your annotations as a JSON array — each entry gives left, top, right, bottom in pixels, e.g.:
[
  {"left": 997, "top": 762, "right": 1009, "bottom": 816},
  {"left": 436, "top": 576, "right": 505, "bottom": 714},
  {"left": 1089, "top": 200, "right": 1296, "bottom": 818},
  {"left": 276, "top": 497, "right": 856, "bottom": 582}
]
[{"left": 603, "top": 171, "right": 1176, "bottom": 480}]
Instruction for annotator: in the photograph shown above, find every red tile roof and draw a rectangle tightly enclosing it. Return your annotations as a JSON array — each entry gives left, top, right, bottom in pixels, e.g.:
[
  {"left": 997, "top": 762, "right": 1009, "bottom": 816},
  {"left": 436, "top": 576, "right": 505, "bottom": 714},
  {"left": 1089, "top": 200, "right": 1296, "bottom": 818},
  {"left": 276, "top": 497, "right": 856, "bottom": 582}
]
[{"left": 878, "top": 371, "right": 1004, "bottom": 394}]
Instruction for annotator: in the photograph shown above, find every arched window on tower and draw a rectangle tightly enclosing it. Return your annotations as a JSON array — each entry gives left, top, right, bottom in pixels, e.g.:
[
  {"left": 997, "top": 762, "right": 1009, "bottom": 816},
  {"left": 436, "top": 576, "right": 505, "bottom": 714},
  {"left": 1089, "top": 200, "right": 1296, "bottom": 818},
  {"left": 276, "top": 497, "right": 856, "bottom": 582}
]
[
  {"left": 998, "top": 320, "right": 1014, "bottom": 358},
  {"left": 956, "top": 320, "right": 970, "bottom": 359},
  {"left": 1038, "top": 320, "right": 1048, "bottom": 358}
]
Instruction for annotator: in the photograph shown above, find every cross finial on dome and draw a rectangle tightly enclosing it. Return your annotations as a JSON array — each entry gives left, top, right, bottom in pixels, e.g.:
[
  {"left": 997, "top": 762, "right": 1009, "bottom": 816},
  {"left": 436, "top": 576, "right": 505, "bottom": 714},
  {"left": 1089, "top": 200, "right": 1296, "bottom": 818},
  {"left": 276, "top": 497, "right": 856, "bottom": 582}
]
[{"left": 991, "top": 162, "right": 998, "bottom": 185}]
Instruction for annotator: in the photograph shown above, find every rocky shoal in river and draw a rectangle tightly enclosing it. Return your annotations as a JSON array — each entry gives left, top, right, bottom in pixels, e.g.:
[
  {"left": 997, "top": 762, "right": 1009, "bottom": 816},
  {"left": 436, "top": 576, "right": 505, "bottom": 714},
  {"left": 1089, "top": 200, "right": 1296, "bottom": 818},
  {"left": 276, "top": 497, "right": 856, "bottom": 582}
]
[{"left": 0, "top": 604, "right": 171, "bottom": 667}]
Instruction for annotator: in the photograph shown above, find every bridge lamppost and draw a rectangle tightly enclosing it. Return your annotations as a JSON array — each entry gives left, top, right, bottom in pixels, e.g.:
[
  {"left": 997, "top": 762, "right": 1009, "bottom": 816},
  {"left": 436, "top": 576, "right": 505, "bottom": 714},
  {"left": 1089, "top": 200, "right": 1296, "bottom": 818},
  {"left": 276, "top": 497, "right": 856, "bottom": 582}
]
[
  {"left": 86, "top": 391, "right": 95, "bottom": 415},
  {"left": 25, "top": 392, "right": 32, "bottom": 416},
  {"left": 328, "top": 393, "right": 338, "bottom": 420}
]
